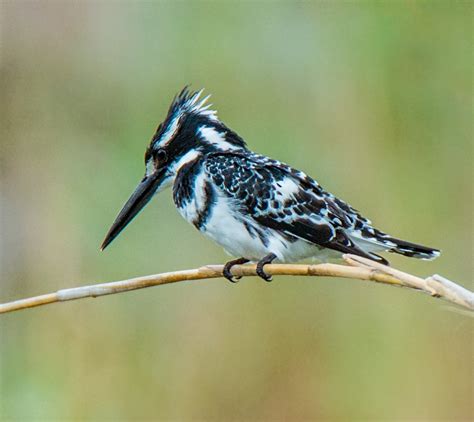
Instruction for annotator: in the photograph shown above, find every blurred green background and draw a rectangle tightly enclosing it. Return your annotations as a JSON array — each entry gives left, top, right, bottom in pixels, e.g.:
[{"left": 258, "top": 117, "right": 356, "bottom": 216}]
[{"left": 1, "top": 1, "right": 472, "bottom": 420}]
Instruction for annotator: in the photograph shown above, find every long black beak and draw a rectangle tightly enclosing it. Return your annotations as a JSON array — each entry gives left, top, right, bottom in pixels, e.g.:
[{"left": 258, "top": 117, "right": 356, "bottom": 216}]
[{"left": 101, "top": 170, "right": 165, "bottom": 250}]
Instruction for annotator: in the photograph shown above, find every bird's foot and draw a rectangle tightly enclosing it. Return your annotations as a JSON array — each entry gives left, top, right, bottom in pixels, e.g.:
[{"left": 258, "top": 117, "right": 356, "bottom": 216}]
[
  {"left": 256, "top": 253, "right": 277, "bottom": 282},
  {"left": 223, "top": 257, "right": 250, "bottom": 283}
]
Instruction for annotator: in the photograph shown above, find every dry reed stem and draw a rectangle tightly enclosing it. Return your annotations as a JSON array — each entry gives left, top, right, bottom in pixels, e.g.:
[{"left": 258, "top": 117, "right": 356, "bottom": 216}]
[{"left": 0, "top": 254, "right": 472, "bottom": 315}]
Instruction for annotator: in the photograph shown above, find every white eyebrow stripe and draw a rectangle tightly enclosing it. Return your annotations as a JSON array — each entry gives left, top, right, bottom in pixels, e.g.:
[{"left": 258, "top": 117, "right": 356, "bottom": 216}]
[{"left": 155, "top": 114, "right": 181, "bottom": 148}]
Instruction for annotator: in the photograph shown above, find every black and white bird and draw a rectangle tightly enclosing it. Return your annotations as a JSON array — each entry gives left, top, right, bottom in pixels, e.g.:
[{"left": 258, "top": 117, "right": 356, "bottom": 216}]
[{"left": 101, "top": 87, "right": 440, "bottom": 282}]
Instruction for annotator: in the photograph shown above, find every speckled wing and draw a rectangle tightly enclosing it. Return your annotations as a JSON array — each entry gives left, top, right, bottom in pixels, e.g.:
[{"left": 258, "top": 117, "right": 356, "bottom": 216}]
[{"left": 204, "top": 152, "right": 388, "bottom": 263}]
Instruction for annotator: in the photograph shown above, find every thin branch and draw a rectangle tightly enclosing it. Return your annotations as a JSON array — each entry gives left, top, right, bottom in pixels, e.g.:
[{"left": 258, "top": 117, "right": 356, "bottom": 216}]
[{"left": 0, "top": 254, "right": 472, "bottom": 315}]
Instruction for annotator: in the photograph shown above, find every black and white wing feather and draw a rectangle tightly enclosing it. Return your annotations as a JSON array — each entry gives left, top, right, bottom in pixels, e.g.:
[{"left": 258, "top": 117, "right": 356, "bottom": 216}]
[{"left": 204, "top": 152, "right": 391, "bottom": 264}]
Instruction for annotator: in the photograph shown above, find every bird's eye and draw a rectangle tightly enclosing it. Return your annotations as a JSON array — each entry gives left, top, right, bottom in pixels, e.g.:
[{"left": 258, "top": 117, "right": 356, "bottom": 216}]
[{"left": 156, "top": 149, "right": 168, "bottom": 163}]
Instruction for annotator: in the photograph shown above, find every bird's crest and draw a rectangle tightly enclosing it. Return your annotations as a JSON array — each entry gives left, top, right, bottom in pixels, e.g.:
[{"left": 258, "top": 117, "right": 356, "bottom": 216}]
[
  {"left": 150, "top": 87, "right": 218, "bottom": 151},
  {"left": 169, "top": 86, "right": 217, "bottom": 122}
]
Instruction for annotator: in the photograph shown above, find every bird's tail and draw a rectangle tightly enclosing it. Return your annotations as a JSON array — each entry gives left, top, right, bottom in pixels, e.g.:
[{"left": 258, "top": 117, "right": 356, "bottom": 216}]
[
  {"left": 385, "top": 236, "right": 440, "bottom": 260},
  {"left": 348, "top": 228, "right": 440, "bottom": 263}
]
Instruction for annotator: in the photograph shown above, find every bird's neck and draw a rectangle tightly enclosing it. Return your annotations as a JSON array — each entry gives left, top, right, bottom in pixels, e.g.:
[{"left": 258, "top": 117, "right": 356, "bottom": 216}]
[{"left": 196, "top": 121, "right": 248, "bottom": 152}]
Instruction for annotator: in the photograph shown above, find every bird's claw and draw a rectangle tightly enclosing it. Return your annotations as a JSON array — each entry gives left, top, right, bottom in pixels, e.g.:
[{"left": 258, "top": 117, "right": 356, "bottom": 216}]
[
  {"left": 223, "top": 257, "right": 249, "bottom": 283},
  {"left": 256, "top": 253, "right": 277, "bottom": 282},
  {"left": 256, "top": 265, "right": 273, "bottom": 281},
  {"left": 223, "top": 267, "right": 239, "bottom": 283}
]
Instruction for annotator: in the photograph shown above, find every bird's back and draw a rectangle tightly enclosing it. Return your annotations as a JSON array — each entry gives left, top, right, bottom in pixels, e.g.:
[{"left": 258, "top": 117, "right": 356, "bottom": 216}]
[{"left": 172, "top": 150, "right": 439, "bottom": 264}]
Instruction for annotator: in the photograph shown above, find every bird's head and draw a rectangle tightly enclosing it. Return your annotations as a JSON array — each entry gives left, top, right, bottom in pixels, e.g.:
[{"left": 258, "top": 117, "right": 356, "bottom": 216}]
[{"left": 101, "top": 87, "right": 246, "bottom": 250}]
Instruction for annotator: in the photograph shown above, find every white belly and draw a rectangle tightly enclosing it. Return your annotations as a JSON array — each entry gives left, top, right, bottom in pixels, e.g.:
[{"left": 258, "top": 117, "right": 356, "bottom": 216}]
[{"left": 179, "top": 191, "right": 337, "bottom": 262}]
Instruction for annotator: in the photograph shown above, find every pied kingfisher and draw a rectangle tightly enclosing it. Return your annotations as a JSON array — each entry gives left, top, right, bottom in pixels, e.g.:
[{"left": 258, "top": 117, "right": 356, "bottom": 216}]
[{"left": 101, "top": 87, "right": 440, "bottom": 282}]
